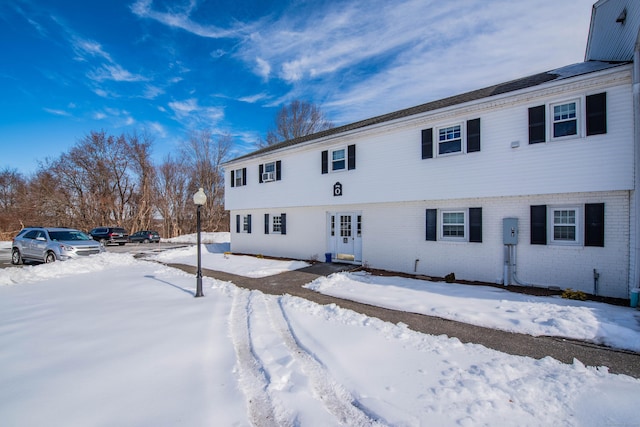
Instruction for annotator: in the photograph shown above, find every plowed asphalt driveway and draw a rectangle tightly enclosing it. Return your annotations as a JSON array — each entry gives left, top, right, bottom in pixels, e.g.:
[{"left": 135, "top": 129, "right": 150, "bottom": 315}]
[{"left": 168, "top": 261, "right": 640, "bottom": 379}]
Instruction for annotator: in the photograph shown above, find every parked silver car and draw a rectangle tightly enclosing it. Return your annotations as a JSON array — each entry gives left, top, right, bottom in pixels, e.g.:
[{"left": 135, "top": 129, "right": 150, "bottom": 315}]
[{"left": 11, "top": 227, "right": 105, "bottom": 264}]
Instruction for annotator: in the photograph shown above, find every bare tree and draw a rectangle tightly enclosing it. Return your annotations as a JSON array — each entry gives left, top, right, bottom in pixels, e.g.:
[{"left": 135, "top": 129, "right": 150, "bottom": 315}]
[
  {"left": 127, "top": 132, "right": 156, "bottom": 233},
  {"left": 181, "top": 130, "right": 232, "bottom": 232},
  {"left": 155, "top": 154, "right": 190, "bottom": 238},
  {"left": 33, "top": 131, "right": 138, "bottom": 232},
  {"left": 260, "top": 100, "right": 334, "bottom": 147},
  {"left": 0, "top": 168, "right": 27, "bottom": 239}
]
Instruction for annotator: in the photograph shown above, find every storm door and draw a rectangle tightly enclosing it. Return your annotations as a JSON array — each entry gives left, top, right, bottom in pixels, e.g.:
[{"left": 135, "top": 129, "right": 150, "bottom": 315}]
[{"left": 328, "top": 212, "right": 362, "bottom": 263}]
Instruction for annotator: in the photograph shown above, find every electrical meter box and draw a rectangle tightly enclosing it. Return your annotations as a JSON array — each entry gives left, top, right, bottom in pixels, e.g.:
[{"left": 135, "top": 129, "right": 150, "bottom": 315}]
[{"left": 503, "top": 218, "right": 519, "bottom": 245}]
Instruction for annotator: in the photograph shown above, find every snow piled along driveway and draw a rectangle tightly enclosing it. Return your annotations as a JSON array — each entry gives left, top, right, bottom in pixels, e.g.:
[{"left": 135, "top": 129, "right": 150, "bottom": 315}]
[{"left": 0, "top": 249, "right": 638, "bottom": 425}]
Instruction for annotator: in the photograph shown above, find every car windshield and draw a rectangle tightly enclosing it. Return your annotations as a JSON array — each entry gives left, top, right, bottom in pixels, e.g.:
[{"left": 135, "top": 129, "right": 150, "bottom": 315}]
[{"left": 49, "top": 231, "right": 92, "bottom": 241}]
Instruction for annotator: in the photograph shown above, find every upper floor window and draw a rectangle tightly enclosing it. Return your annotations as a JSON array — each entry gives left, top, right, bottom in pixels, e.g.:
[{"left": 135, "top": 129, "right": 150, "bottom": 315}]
[
  {"left": 552, "top": 100, "right": 578, "bottom": 139},
  {"left": 259, "top": 161, "right": 281, "bottom": 183},
  {"left": 322, "top": 145, "right": 356, "bottom": 174},
  {"left": 438, "top": 125, "right": 462, "bottom": 155},
  {"left": 332, "top": 148, "right": 346, "bottom": 171},
  {"left": 230, "top": 168, "right": 247, "bottom": 187},
  {"left": 422, "top": 118, "right": 480, "bottom": 159},
  {"left": 529, "top": 93, "right": 605, "bottom": 144}
]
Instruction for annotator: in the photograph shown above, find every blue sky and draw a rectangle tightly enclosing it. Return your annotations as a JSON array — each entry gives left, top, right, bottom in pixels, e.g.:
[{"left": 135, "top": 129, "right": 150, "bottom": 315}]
[{"left": 1, "top": 0, "right": 595, "bottom": 175}]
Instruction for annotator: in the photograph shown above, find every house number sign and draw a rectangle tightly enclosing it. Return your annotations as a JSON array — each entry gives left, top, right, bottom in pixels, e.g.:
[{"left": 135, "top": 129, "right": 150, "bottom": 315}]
[{"left": 333, "top": 182, "right": 342, "bottom": 197}]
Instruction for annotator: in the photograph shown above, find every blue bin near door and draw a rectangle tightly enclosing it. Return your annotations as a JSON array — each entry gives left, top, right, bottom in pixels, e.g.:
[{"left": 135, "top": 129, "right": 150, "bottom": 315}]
[
  {"left": 631, "top": 288, "right": 639, "bottom": 308},
  {"left": 325, "top": 252, "right": 332, "bottom": 263}
]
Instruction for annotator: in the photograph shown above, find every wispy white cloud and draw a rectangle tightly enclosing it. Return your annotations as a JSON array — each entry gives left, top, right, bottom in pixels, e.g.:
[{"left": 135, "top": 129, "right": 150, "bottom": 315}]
[
  {"left": 222, "top": 0, "right": 593, "bottom": 122},
  {"left": 130, "top": 0, "right": 245, "bottom": 38},
  {"left": 88, "top": 64, "right": 147, "bottom": 82},
  {"left": 238, "top": 92, "right": 269, "bottom": 104},
  {"left": 145, "top": 121, "right": 167, "bottom": 138},
  {"left": 255, "top": 57, "right": 271, "bottom": 80},
  {"left": 70, "top": 35, "right": 113, "bottom": 63},
  {"left": 43, "top": 108, "right": 71, "bottom": 116},
  {"left": 318, "top": 0, "right": 594, "bottom": 123},
  {"left": 168, "top": 98, "right": 224, "bottom": 128},
  {"left": 142, "top": 85, "right": 165, "bottom": 99}
]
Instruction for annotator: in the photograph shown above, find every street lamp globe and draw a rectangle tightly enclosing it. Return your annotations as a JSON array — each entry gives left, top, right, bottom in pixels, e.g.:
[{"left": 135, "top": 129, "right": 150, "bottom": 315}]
[{"left": 193, "top": 187, "right": 207, "bottom": 206}]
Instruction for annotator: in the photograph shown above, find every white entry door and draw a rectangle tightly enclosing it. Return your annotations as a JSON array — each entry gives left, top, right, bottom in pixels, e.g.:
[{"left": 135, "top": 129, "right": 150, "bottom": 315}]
[{"left": 328, "top": 212, "right": 362, "bottom": 263}]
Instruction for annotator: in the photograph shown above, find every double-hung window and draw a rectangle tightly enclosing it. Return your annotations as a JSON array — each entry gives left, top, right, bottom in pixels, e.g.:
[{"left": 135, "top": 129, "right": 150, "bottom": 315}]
[
  {"left": 263, "top": 161, "right": 276, "bottom": 182},
  {"left": 426, "top": 207, "right": 482, "bottom": 243},
  {"left": 531, "top": 205, "right": 588, "bottom": 246},
  {"left": 234, "top": 168, "right": 244, "bottom": 187},
  {"left": 322, "top": 145, "right": 356, "bottom": 173},
  {"left": 550, "top": 206, "right": 580, "bottom": 244},
  {"left": 231, "top": 167, "right": 247, "bottom": 187},
  {"left": 442, "top": 210, "right": 466, "bottom": 240},
  {"left": 552, "top": 100, "right": 578, "bottom": 139},
  {"left": 438, "top": 125, "right": 462, "bottom": 155},
  {"left": 332, "top": 148, "right": 346, "bottom": 171},
  {"left": 235, "top": 214, "right": 252, "bottom": 233}
]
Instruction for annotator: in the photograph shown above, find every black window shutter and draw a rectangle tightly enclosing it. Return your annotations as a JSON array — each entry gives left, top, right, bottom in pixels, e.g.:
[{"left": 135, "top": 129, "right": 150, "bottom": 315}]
[
  {"left": 585, "top": 203, "right": 604, "bottom": 247},
  {"left": 530, "top": 205, "right": 547, "bottom": 245},
  {"left": 467, "top": 119, "right": 481, "bottom": 153},
  {"left": 586, "top": 92, "right": 607, "bottom": 136},
  {"left": 276, "top": 160, "right": 282, "bottom": 181},
  {"left": 528, "top": 105, "right": 546, "bottom": 144},
  {"left": 264, "top": 213, "right": 269, "bottom": 234},
  {"left": 347, "top": 144, "right": 356, "bottom": 170},
  {"left": 247, "top": 214, "right": 252, "bottom": 234},
  {"left": 426, "top": 209, "right": 437, "bottom": 241},
  {"left": 235, "top": 215, "right": 240, "bottom": 233},
  {"left": 230, "top": 170, "right": 235, "bottom": 187},
  {"left": 469, "top": 207, "right": 482, "bottom": 243},
  {"left": 281, "top": 213, "right": 287, "bottom": 235},
  {"left": 321, "top": 150, "right": 328, "bottom": 174},
  {"left": 421, "top": 128, "right": 433, "bottom": 159},
  {"left": 242, "top": 168, "right": 247, "bottom": 186},
  {"left": 259, "top": 164, "right": 264, "bottom": 183}
]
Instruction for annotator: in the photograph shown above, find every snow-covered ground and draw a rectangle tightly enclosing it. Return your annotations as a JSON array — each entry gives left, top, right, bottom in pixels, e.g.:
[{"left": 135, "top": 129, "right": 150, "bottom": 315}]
[{"left": 0, "top": 233, "right": 639, "bottom": 426}]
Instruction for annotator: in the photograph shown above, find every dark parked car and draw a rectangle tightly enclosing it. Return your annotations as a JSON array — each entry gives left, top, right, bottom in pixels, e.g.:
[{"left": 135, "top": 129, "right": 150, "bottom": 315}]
[
  {"left": 129, "top": 230, "right": 161, "bottom": 243},
  {"left": 12, "top": 227, "right": 105, "bottom": 264},
  {"left": 89, "top": 227, "right": 129, "bottom": 245}
]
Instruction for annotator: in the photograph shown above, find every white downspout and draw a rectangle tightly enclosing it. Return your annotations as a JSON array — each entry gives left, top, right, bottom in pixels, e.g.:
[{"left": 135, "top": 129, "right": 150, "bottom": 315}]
[{"left": 632, "top": 29, "right": 640, "bottom": 298}]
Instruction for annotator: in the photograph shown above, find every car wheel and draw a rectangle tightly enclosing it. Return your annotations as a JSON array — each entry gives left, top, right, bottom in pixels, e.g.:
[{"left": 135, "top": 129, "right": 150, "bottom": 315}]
[
  {"left": 45, "top": 252, "right": 56, "bottom": 263},
  {"left": 11, "top": 249, "right": 22, "bottom": 265},
  {"left": 119, "top": 242, "right": 126, "bottom": 246},
  {"left": 143, "top": 238, "right": 150, "bottom": 244}
]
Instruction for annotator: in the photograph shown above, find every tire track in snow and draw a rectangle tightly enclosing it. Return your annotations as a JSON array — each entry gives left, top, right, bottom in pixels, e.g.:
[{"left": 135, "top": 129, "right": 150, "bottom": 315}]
[
  {"left": 249, "top": 291, "right": 385, "bottom": 427},
  {"left": 229, "top": 288, "right": 283, "bottom": 427}
]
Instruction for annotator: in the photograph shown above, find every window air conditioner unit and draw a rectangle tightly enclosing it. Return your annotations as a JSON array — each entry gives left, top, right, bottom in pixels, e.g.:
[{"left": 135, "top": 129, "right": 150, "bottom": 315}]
[{"left": 262, "top": 172, "right": 275, "bottom": 182}]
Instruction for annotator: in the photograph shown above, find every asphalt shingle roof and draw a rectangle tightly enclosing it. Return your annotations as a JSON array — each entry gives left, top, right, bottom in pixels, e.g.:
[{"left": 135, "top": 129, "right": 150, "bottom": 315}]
[{"left": 226, "top": 60, "right": 628, "bottom": 164}]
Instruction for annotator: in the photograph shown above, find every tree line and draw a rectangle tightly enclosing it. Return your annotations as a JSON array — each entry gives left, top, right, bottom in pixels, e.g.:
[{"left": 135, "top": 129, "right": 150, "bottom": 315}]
[
  {"left": 0, "top": 129, "right": 230, "bottom": 241},
  {"left": 0, "top": 100, "right": 334, "bottom": 241}
]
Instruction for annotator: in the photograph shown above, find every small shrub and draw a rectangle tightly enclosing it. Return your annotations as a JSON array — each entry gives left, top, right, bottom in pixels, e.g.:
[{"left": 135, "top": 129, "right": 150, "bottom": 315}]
[
  {"left": 444, "top": 272, "right": 456, "bottom": 283},
  {"left": 562, "top": 288, "right": 587, "bottom": 301}
]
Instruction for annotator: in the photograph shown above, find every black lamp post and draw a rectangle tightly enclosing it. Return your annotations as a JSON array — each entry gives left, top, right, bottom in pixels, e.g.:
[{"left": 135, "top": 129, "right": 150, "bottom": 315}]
[{"left": 193, "top": 187, "right": 207, "bottom": 298}]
